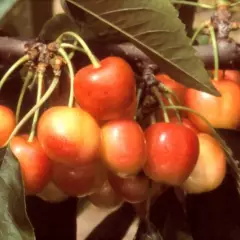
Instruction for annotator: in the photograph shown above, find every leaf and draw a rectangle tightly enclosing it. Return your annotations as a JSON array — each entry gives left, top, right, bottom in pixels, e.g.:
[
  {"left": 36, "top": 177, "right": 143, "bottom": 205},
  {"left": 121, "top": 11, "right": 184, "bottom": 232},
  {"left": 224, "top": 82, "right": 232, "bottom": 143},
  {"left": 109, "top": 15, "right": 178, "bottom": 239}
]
[
  {"left": 38, "top": 13, "right": 82, "bottom": 42},
  {"left": 61, "top": 0, "right": 220, "bottom": 96},
  {"left": 0, "top": 146, "right": 35, "bottom": 240}
]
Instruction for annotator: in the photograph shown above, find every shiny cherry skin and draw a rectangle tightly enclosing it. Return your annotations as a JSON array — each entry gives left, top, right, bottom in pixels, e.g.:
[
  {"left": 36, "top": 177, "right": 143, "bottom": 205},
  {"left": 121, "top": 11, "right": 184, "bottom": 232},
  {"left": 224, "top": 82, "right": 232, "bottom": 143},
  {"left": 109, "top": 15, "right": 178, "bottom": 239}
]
[
  {"left": 0, "top": 105, "right": 15, "bottom": 147},
  {"left": 144, "top": 122, "right": 199, "bottom": 185},
  {"left": 182, "top": 133, "right": 226, "bottom": 194},
  {"left": 37, "top": 106, "right": 101, "bottom": 166},
  {"left": 101, "top": 119, "right": 147, "bottom": 176},
  {"left": 52, "top": 162, "right": 106, "bottom": 197},
  {"left": 10, "top": 135, "right": 52, "bottom": 195},
  {"left": 74, "top": 56, "right": 136, "bottom": 121},
  {"left": 185, "top": 80, "right": 240, "bottom": 133}
]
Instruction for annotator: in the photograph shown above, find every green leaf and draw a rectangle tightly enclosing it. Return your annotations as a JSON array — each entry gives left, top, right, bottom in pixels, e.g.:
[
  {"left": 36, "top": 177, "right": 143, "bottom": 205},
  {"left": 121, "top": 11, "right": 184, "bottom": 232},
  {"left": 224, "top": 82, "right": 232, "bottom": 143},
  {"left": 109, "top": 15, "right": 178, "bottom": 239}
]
[
  {"left": 0, "top": 146, "right": 35, "bottom": 240},
  {"left": 62, "top": 0, "right": 220, "bottom": 96},
  {"left": 38, "top": 13, "right": 82, "bottom": 42}
]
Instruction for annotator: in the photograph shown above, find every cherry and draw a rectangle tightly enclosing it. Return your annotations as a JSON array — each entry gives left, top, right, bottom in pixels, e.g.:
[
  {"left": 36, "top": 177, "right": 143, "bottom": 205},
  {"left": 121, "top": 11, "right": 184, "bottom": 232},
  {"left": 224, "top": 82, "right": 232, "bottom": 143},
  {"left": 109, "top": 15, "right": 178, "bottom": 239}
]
[
  {"left": 101, "top": 119, "right": 147, "bottom": 176},
  {"left": 185, "top": 80, "right": 240, "bottom": 133},
  {"left": 182, "top": 133, "right": 226, "bottom": 194},
  {"left": 37, "top": 106, "right": 101, "bottom": 166},
  {"left": 10, "top": 135, "right": 52, "bottom": 195},
  {"left": 108, "top": 172, "right": 149, "bottom": 203},
  {"left": 144, "top": 122, "right": 199, "bottom": 185},
  {"left": 74, "top": 56, "right": 136, "bottom": 121},
  {"left": 88, "top": 181, "right": 123, "bottom": 209},
  {"left": 52, "top": 162, "right": 106, "bottom": 197},
  {"left": 0, "top": 105, "right": 15, "bottom": 147}
]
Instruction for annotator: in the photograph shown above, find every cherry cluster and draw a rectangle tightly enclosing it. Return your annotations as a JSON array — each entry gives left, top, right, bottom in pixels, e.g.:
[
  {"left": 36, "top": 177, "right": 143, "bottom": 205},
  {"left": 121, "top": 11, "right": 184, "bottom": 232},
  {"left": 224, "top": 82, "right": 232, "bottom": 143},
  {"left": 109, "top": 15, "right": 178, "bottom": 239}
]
[{"left": 0, "top": 42, "right": 238, "bottom": 207}]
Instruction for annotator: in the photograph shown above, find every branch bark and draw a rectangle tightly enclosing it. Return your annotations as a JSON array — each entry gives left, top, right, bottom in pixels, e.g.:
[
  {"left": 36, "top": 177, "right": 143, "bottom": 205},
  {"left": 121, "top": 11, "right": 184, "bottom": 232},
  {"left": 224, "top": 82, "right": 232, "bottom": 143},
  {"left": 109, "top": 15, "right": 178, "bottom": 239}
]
[{"left": 0, "top": 36, "right": 240, "bottom": 70}]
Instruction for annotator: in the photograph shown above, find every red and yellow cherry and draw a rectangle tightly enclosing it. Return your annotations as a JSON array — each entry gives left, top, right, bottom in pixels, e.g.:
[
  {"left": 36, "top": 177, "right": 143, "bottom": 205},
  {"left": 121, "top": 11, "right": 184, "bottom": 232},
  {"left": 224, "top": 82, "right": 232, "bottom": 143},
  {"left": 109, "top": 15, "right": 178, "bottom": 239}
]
[
  {"left": 97, "top": 89, "right": 137, "bottom": 127},
  {"left": 101, "top": 120, "right": 147, "bottom": 176},
  {"left": 37, "top": 106, "right": 101, "bottom": 166},
  {"left": 37, "top": 181, "right": 68, "bottom": 203},
  {"left": 74, "top": 56, "right": 136, "bottom": 121},
  {"left": 88, "top": 180, "right": 123, "bottom": 209},
  {"left": 182, "top": 133, "right": 226, "bottom": 194},
  {"left": 185, "top": 80, "right": 240, "bottom": 133},
  {"left": 0, "top": 105, "right": 15, "bottom": 147},
  {"left": 10, "top": 135, "right": 52, "bottom": 195},
  {"left": 52, "top": 162, "right": 106, "bottom": 197},
  {"left": 108, "top": 172, "right": 149, "bottom": 203},
  {"left": 169, "top": 117, "right": 200, "bottom": 134},
  {"left": 211, "top": 70, "right": 240, "bottom": 84},
  {"left": 144, "top": 122, "right": 199, "bottom": 185}
]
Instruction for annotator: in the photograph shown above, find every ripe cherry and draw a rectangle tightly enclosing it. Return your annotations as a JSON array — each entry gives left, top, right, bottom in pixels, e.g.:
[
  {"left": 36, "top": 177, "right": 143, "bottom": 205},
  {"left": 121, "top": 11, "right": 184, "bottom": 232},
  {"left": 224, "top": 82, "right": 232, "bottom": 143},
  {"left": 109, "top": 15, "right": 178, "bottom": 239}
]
[
  {"left": 74, "top": 56, "right": 136, "bottom": 121},
  {"left": 182, "top": 133, "right": 226, "bottom": 194},
  {"left": 37, "top": 106, "right": 101, "bottom": 166},
  {"left": 185, "top": 80, "right": 240, "bottom": 133},
  {"left": 101, "top": 119, "right": 147, "bottom": 176},
  {"left": 52, "top": 162, "right": 106, "bottom": 197},
  {"left": 144, "top": 122, "right": 199, "bottom": 185},
  {"left": 10, "top": 135, "right": 52, "bottom": 195},
  {"left": 88, "top": 181, "right": 123, "bottom": 209},
  {"left": 108, "top": 172, "right": 149, "bottom": 203},
  {"left": 0, "top": 105, "right": 15, "bottom": 147}
]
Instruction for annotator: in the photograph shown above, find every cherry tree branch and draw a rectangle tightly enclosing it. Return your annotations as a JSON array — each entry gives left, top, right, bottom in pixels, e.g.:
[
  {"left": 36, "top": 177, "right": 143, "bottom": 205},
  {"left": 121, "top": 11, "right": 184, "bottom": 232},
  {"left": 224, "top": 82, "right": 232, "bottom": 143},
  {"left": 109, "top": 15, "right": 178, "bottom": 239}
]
[{"left": 0, "top": 36, "right": 240, "bottom": 70}]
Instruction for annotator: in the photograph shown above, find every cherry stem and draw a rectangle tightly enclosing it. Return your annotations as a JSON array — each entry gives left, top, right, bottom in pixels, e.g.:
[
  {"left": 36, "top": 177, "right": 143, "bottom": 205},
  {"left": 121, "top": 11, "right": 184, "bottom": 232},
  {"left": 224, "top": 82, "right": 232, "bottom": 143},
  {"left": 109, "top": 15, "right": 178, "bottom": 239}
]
[
  {"left": 170, "top": 0, "right": 215, "bottom": 9},
  {"left": 151, "top": 86, "right": 170, "bottom": 123},
  {"left": 57, "top": 47, "right": 74, "bottom": 108},
  {"left": 56, "top": 31, "right": 100, "bottom": 68},
  {"left": 163, "top": 105, "right": 240, "bottom": 184},
  {"left": 209, "top": 25, "right": 219, "bottom": 81},
  {"left": 134, "top": 89, "right": 143, "bottom": 121},
  {"left": 60, "top": 43, "right": 85, "bottom": 55},
  {"left": 16, "top": 70, "right": 34, "bottom": 123},
  {"left": 191, "top": 21, "right": 209, "bottom": 45},
  {"left": 217, "top": 0, "right": 230, "bottom": 7},
  {"left": 68, "top": 40, "right": 78, "bottom": 59},
  {"left": 28, "top": 71, "right": 38, "bottom": 91},
  {"left": 165, "top": 93, "right": 182, "bottom": 122},
  {"left": 150, "top": 113, "right": 157, "bottom": 124},
  {"left": 158, "top": 82, "right": 182, "bottom": 119},
  {"left": 28, "top": 71, "right": 43, "bottom": 143},
  {"left": 0, "top": 55, "right": 29, "bottom": 91},
  {"left": 5, "top": 76, "right": 59, "bottom": 146}
]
